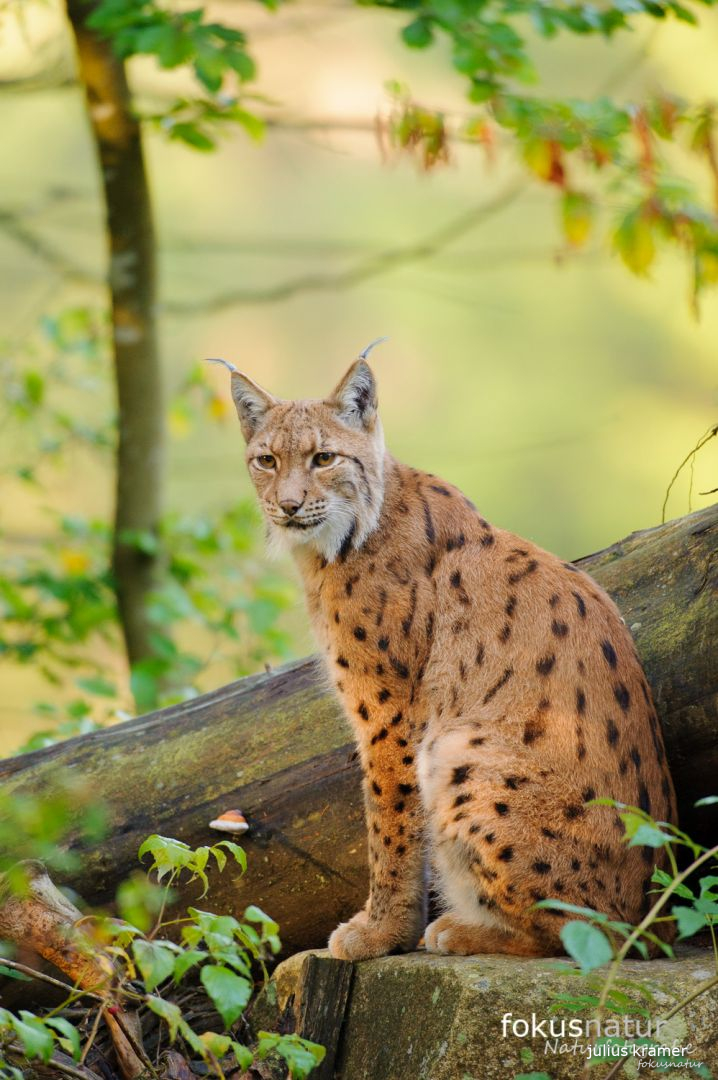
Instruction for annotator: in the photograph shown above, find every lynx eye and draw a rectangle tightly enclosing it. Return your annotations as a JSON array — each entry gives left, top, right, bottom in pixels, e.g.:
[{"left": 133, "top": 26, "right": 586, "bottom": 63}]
[
  {"left": 256, "top": 454, "right": 276, "bottom": 469},
  {"left": 313, "top": 451, "right": 337, "bottom": 468}
]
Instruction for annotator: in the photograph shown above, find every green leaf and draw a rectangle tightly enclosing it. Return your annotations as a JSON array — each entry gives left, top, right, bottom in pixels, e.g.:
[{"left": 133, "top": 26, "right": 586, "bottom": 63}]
[
  {"left": 673, "top": 905, "right": 707, "bottom": 939},
  {"left": 614, "top": 210, "right": 656, "bottom": 276},
  {"left": 695, "top": 796, "right": 718, "bottom": 806},
  {"left": 401, "top": 17, "right": 433, "bottom": 48},
  {"left": 199, "top": 1031, "right": 231, "bottom": 1057},
  {"left": 12, "top": 1013, "right": 54, "bottom": 1062},
  {"left": 217, "top": 840, "right": 247, "bottom": 873},
  {"left": 628, "top": 823, "right": 672, "bottom": 848},
  {"left": 146, "top": 995, "right": 182, "bottom": 1042},
  {"left": 560, "top": 921, "right": 613, "bottom": 973},
  {"left": 170, "top": 123, "right": 216, "bottom": 152},
  {"left": 45, "top": 1017, "right": 82, "bottom": 1061},
  {"left": 200, "top": 965, "right": 252, "bottom": 1027},
  {"left": 174, "top": 949, "right": 206, "bottom": 982},
  {"left": 231, "top": 1041, "right": 254, "bottom": 1069},
  {"left": 75, "top": 675, "right": 116, "bottom": 697},
  {"left": 257, "top": 1032, "right": 326, "bottom": 1079},
  {"left": 133, "top": 939, "right": 177, "bottom": 991}
]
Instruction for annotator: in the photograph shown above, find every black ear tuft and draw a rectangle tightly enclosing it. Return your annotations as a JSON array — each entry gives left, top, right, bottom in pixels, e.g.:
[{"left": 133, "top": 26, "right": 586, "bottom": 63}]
[{"left": 328, "top": 359, "right": 378, "bottom": 429}]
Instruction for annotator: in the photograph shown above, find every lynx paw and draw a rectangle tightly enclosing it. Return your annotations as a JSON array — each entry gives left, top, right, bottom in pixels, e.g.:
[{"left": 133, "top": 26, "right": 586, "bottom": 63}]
[
  {"left": 424, "top": 913, "right": 481, "bottom": 956},
  {"left": 328, "top": 911, "right": 415, "bottom": 961}
]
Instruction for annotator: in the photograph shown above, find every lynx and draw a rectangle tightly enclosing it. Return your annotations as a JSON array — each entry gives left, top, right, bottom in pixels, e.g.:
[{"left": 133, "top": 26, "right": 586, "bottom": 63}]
[{"left": 213, "top": 344, "right": 677, "bottom": 962}]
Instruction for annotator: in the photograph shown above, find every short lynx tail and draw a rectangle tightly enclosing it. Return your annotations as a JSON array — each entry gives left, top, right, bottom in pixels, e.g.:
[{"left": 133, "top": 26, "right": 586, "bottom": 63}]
[{"left": 358, "top": 337, "right": 388, "bottom": 361}]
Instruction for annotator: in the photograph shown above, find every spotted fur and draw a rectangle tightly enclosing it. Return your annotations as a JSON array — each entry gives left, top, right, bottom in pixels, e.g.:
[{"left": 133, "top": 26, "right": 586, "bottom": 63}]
[{"left": 225, "top": 355, "right": 677, "bottom": 961}]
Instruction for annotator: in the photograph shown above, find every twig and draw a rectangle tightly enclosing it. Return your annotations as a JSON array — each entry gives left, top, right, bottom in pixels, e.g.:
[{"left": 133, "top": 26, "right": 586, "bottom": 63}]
[
  {"left": 599, "top": 973, "right": 718, "bottom": 1080},
  {"left": 80, "top": 1005, "right": 103, "bottom": 1065},
  {"left": 661, "top": 424, "right": 718, "bottom": 522},
  {"left": 0, "top": 957, "right": 105, "bottom": 1003},
  {"left": 164, "top": 180, "right": 526, "bottom": 314},
  {"left": 7, "top": 1042, "right": 102, "bottom": 1080}
]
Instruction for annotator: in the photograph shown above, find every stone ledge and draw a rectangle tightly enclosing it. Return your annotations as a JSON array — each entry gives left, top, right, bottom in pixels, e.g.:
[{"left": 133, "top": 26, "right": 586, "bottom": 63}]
[{"left": 251, "top": 947, "right": 718, "bottom": 1080}]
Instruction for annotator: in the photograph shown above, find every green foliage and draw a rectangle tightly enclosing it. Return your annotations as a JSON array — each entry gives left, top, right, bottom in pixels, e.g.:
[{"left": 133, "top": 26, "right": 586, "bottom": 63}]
[
  {"left": 521, "top": 796, "right": 718, "bottom": 1080},
  {"left": 377, "top": 2, "right": 718, "bottom": 309},
  {"left": 0, "top": 822, "right": 324, "bottom": 1079},
  {"left": 1, "top": 309, "right": 297, "bottom": 743},
  {"left": 85, "top": 0, "right": 278, "bottom": 149},
  {"left": 0, "top": 778, "right": 106, "bottom": 880}
]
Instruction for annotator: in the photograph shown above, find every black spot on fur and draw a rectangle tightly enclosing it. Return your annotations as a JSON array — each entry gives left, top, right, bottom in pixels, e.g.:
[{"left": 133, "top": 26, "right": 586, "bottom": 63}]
[
  {"left": 378, "top": 636, "right": 389, "bottom": 652},
  {"left": 551, "top": 619, "right": 569, "bottom": 638},
  {"left": 450, "top": 570, "right": 462, "bottom": 589},
  {"left": 549, "top": 593, "right": 560, "bottom": 608},
  {"left": 453, "top": 792, "right": 472, "bottom": 808},
  {"left": 390, "top": 656, "right": 409, "bottom": 679},
  {"left": 572, "top": 591, "right": 587, "bottom": 618},
  {"left": 337, "top": 655, "right": 350, "bottom": 669},
  {"left": 630, "top": 746, "right": 641, "bottom": 769},
  {"left": 357, "top": 703, "right": 369, "bottom": 721},
  {"left": 475, "top": 642, "right": 485, "bottom": 666},
  {"left": 532, "top": 861, "right": 551, "bottom": 875},
  {"left": 446, "top": 533, "right": 465, "bottom": 551},
  {"left": 353, "top": 626, "right": 367, "bottom": 641},
  {"left": 421, "top": 498, "right": 436, "bottom": 544},
  {"left": 451, "top": 765, "right": 471, "bottom": 785},
  {"left": 542, "top": 827, "right": 558, "bottom": 840},
  {"left": 390, "top": 711, "right": 403, "bottom": 726},
  {"left": 480, "top": 532, "right": 495, "bottom": 547},
  {"left": 499, "top": 623, "right": 512, "bottom": 643},
  {"left": 469, "top": 735, "right": 485, "bottom": 746},
  {"left": 494, "top": 802, "right": 509, "bottom": 816},
  {"left": 483, "top": 666, "right": 514, "bottom": 704},
  {"left": 576, "top": 688, "right": 586, "bottom": 714},
  {"left": 602, "top": 640, "right": 618, "bottom": 667},
  {"left": 508, "top": 559, "right": 539, "bottom": 584},
  {"left": 371, "top": 781, "right": 382, "bottom": 796},
  {"left": 564, "top": 804, "right": 584, "bottom": 820},
  {"left": 505, "top": 595, "right": 517, "bottom": 617},
  {"left": 582, "top": 787, "right": 596, "bottom": 802},
  {"left": 431, "top": 484, "right": 452, "bottom": 496},
  {"left": 523, "top": 716, "right": 546, "bottom": 745},
  {"left": 498, "top": 846, "right": 514, "bottom": 861},
  {"left": 398, "top": 783, "right": 414, "bottom": 796},
  {"left": 536, "top": 655, "right": 555, "bottom": 676},
  {"left": 370, "top": 727, "right": 388, "bottom": 744},
  {"left": 638, "top": 782, "right": 651, "bottom": 815},
  {"left": 606, "top": 717, "right": 619, "bottom": 746},
  {"left": 614, "top": 683, "right": 630, "bottom": 711},
  {"left": 378, "top": 688, "right": 391, "bottom": 703}
]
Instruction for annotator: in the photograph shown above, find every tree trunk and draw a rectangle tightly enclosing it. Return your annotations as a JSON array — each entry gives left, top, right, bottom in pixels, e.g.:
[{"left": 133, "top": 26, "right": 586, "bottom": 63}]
[
  {"left": 65, "top": 1, "right": 163, "bottom": 674},
  {"left": 0, "top": 506, "right": 715, "bottom": 955}
]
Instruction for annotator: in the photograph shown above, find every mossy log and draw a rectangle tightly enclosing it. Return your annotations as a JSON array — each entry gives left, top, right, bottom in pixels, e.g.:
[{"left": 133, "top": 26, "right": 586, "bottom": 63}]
[{"left": 0, "top": 505, "right": 715, "bottom": 955}]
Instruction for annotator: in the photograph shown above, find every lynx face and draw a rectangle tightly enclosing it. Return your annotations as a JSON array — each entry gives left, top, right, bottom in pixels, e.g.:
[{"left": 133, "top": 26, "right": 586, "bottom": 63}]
[{"left": 228, "top": 359, "right": 385, "bottom": 562}]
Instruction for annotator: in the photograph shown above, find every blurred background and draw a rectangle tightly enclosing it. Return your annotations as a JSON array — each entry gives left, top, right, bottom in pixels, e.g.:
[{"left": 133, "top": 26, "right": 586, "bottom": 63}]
[{"left": 1, "top": 0, "right": 716, "bottom": 753}]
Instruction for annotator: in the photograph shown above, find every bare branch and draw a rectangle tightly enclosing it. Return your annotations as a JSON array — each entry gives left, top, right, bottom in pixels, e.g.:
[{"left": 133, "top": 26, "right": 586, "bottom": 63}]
[{"left": 164, "top": 179, "right": 526, "bottom": 315}]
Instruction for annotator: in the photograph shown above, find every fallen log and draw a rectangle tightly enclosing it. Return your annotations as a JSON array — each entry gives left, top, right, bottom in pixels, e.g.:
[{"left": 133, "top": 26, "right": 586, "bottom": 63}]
[{"left": 0, "top": 505, "right": 715, "bottom": 955}]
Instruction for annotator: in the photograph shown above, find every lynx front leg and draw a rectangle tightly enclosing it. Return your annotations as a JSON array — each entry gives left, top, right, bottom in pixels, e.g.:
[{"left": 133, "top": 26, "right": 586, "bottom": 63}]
[{"left": 329, "top": 777, "right": 425, "bottom": 960}]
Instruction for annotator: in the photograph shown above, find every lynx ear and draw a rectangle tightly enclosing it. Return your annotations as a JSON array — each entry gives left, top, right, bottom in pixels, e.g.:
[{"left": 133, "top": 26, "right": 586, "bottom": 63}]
[
  {"left": 206, "top": 359, "right": 277, "bottom": 441},
  {"left": 328, "top": 358, "right": 379, "bottom": 430}
]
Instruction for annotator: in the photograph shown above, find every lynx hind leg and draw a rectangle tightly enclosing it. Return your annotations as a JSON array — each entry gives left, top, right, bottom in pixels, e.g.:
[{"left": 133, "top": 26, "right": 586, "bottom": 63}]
[{"left": 418, "top": 728, "right": 569, "bottom": 958}]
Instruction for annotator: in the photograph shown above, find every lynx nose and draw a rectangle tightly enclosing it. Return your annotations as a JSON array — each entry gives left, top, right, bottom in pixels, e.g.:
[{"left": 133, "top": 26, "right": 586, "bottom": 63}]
[{"left": 280, "top": 499, "right": 303, "bottom": 517}]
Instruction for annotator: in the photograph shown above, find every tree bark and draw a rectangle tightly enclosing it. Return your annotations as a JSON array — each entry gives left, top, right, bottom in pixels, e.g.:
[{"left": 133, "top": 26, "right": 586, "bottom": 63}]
[
  {"left": 0, "top": 506, "right": 715, "bottom": 955},
  {"left": 65, "top": 1, "right": 163, "bottom": 673}
]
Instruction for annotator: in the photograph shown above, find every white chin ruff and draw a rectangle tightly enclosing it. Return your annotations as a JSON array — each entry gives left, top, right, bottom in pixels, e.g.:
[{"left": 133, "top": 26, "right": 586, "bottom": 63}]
[{"left": 265, "top": 506, "right": 373, "bottom": 563}]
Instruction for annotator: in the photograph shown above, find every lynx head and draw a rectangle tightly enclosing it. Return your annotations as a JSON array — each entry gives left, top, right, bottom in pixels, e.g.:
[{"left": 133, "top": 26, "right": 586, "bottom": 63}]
[{"left": 211, "top": 345, "right": 387, "bottom": 562}]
